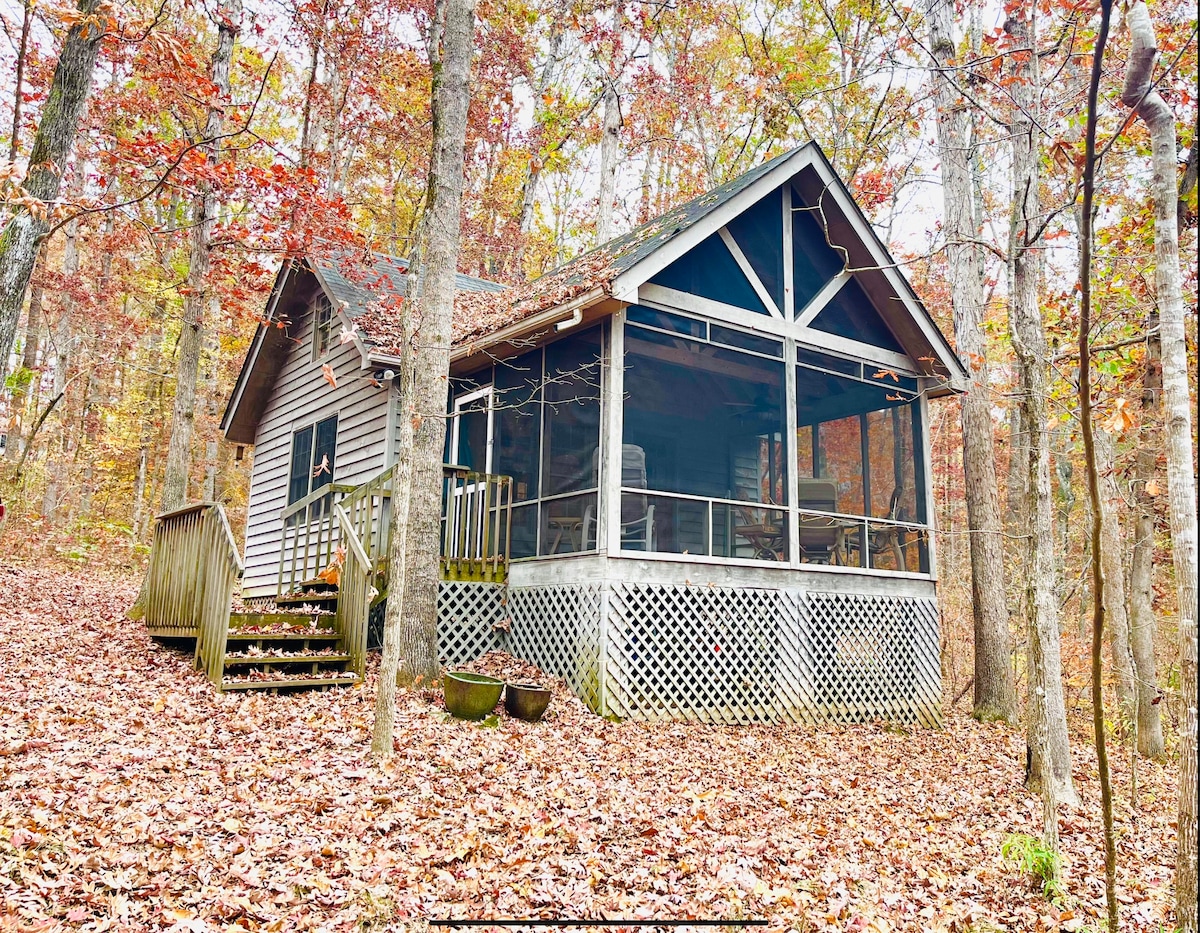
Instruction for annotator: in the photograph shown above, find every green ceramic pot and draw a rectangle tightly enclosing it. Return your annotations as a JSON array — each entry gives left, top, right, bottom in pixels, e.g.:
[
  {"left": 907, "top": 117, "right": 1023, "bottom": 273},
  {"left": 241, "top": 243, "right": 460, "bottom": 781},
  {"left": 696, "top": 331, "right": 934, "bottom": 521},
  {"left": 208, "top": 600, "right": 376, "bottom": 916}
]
[
  {"left": 505, "top": 683, "right": 552, "bottom": 722},
  {"left": 443, "top": 672, "right": 504, "bottom": 720}
]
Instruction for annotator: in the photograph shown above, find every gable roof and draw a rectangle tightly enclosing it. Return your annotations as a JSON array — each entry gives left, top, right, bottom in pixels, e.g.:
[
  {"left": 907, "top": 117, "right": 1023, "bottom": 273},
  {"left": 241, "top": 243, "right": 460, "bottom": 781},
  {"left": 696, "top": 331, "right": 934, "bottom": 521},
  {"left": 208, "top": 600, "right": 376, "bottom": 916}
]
[{"left": 225, "top": 142, "right": 967, "bottom": 443}]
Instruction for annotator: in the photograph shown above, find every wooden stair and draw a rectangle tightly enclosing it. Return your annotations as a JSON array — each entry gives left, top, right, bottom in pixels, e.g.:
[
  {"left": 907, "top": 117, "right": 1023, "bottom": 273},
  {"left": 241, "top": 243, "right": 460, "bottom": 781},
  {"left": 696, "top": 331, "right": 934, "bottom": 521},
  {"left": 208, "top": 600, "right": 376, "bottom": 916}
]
[{"left": 219, "top": 608, "right": 356, "bottom": 693}]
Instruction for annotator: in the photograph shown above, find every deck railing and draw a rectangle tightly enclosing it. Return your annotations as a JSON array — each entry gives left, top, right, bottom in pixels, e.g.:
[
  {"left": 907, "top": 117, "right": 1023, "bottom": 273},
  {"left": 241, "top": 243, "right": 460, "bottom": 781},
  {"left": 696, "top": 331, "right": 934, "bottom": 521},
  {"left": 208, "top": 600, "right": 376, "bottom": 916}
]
[
  {"left": 333, "top": 504, "right": 371, "bottom": 679},
  {"left": 138, "top": 502, "right": 243, "bottom": 685},
  {"left": 277, "top": 482, "right": 355, "bottom": 596},
  {"left": 441, "top": 466, "right": 512, "bottom": 583},
  {"left": 277, "top": 462, "right": 514, "bottom": 601},
  {"left": 340, "top": 464, "right": 394, "bottom": 571}
]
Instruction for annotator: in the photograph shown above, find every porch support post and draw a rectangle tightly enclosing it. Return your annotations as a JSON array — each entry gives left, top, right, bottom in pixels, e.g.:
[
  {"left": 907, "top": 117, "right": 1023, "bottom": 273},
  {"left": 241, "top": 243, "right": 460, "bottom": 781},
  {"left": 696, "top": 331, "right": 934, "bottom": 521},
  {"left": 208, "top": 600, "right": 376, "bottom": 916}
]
[
  {"left": 603, "top": 312, "right": 626, "bottom": 556},
  {"left": 919, "top": 388, "right": 938, "bottom": 579},
  {"left": 784, "top": 335, "right": 800, "bottom": 566},
  {"left": 782, "top": 183, "right": 795, "bottom": 320}
]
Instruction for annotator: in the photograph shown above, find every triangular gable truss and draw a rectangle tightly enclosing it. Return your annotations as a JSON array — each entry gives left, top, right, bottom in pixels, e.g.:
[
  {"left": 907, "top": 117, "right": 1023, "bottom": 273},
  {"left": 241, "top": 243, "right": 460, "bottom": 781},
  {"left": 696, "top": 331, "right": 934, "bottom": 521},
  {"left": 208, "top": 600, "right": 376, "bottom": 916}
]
[{"left": 611, "top": 144, "right": 967, "bottom": 391}]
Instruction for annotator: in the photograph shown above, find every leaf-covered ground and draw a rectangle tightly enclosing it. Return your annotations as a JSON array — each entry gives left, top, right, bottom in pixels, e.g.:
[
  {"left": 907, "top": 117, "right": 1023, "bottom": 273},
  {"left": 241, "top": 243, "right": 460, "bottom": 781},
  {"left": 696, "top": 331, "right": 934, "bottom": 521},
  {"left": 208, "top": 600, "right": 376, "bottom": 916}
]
[{"left": 1, "top": 565, "right": 1180, "bottom": 932}]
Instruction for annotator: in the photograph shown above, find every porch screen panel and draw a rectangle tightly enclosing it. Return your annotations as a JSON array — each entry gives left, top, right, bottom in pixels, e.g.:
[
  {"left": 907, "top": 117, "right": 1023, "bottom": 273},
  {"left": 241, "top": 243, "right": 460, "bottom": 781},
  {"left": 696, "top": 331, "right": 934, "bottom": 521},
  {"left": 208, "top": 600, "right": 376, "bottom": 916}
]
[
  {"left": 808, "top": 276, "right": 906, "bottom": 355},
  {"left": 724, "top": 188, "right": 784, "bottom": 311},
  {"left": 493, "top": 348, "right": 542, "bottom": 503},
  {"left": 623, "top": 325, "right": 786, "bottom": 560},
  {"left": 542, "top": 329, "right": 602, "bottom": 497},
  {"left": 791, "top": 193, "right": 845, "bottom": 311},
  {"left": 816, "top": 415, "right": 865, "bottom": 515},
  {"left": 866, "top": 406, "right": 919, "bottom": 522},
  {"left": 648, "top": 233, "right": 771, "bottom": 316},
  {"left": 796, "top": 349, "right": 928, "bottom": 571}
]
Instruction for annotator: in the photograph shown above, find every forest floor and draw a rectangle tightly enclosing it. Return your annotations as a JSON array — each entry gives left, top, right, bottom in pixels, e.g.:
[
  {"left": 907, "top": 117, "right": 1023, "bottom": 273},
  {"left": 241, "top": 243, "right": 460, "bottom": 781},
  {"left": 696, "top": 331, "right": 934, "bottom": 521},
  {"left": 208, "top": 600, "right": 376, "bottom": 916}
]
[{"left": 0, "top": 563, "right": 1182, "bottom": 932}]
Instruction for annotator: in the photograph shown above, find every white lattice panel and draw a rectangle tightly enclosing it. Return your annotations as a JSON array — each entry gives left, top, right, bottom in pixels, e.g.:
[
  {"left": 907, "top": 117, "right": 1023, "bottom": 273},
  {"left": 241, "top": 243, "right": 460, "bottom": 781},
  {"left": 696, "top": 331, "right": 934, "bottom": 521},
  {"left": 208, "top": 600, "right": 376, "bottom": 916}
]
[
  {"left": 800, "top": 591, "right": 941, "bottom": 726},
  {"left": 437, "top": 581, "right": 507, "bottom": 666},
  {"left": 606, "top": 583, "right": 799, "bottom": 725},
  {"left": 507, "top": 584, "right": 604, "bottom": 712}
]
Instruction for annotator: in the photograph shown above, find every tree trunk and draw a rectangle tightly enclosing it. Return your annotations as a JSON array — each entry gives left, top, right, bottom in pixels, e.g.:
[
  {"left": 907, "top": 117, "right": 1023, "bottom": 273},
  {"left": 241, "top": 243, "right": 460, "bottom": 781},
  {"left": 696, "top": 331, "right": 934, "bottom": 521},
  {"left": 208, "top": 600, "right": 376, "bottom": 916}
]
[
  {"left": 160, "top": 0, "right": 242, "bottom": 513},
  {"left": 1121, "top": 6, "right": 1197, "bottom": 929},
  {"left": 925, "top": 0, "right": 1017, "bottom": 723},
  {"left": 1080, "top": 3, "right": 1120, "bottom": 924},
  {"left": 1005, "top": 9, "right": 1077, "bottom": 809},
  {"left": 6, "top": 247, "right": 45, "bottom": 461},
  {"left": 1096, "top": 428, "right": 1138, "bottom": 734},
  {"left": 374, "top": 0, "right": 477, "bottom": 757},
  {"left": 0, "top": 0, "right": 104, "bottom": 381},
  {"left": 595, "top": 77, "right": 620, "bottom": 245},
  {"left": 1129, "top": 305, "right": 1165, "bottom": 758},
  {"left": 372, "top": 377, "right": 414, "bottom": 757},
  {"left": 42, "top": 212, "right": 79, "bottom": 524}
]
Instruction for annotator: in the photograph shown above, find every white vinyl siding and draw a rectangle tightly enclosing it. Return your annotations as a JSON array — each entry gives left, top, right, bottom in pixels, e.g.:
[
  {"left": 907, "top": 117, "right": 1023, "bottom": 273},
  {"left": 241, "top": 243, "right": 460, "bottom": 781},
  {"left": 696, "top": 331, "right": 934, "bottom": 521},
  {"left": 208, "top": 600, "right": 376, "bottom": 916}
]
[{"left": 242, "top": 287, "right": 390, "bottom": 598}]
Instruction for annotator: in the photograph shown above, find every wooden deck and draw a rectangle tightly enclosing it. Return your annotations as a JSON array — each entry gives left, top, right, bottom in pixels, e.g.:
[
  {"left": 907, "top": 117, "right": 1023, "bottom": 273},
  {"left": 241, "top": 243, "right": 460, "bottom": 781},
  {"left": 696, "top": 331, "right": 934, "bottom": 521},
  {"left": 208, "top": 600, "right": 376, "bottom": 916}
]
[{"left": 137, "top": 464, "right": 514, "bottom": 693}]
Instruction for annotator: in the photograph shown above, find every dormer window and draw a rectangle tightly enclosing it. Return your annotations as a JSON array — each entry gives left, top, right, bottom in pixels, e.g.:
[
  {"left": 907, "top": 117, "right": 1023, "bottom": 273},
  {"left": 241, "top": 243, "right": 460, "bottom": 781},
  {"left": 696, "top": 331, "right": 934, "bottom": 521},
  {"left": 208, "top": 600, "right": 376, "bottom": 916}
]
[{"left": 313, "top": 295, "right": 335, "bottom": 360}]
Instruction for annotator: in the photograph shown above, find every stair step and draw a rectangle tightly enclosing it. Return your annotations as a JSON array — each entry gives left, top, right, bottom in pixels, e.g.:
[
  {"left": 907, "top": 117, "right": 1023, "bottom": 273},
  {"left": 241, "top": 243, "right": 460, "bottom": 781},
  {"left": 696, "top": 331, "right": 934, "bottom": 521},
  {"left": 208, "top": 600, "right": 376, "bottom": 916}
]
[
  {"left": 223, "top": 653, "right": 351, "bottom": 666},
  {"left": 225, "top": 631, "right": 340, "bottom": 642},
  {"left": 229, "top": 611, "right": 333, "bottom": 628},
  {"left": 221, "top": 675, "right": 357, "bottom": 692},
  {"left": 274, "top": 596, "right": 339, "bottom": 610}
]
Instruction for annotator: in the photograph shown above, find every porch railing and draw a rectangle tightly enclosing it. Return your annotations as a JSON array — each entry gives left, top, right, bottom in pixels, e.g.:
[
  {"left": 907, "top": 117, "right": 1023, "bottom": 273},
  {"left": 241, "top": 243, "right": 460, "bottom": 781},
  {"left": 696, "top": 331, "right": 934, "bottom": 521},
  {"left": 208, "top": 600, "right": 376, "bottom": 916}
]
[
  {"left": 137, "top": 502, "right": 243, "bottom": 686},
  {"left": 333, "top": 504, "right": 371, "bottom": 679},
  {"left": 340, "top": 463, "right": 394, "bottom": 572},
  {"left": 277, "top": 462, "right": 514, "bottom": 599},
  {"left": 441, "top": 466, "right": 512, "bottom": 583},
  {"left": 277, "top": 482, "right": 355, "bottom": 596}
]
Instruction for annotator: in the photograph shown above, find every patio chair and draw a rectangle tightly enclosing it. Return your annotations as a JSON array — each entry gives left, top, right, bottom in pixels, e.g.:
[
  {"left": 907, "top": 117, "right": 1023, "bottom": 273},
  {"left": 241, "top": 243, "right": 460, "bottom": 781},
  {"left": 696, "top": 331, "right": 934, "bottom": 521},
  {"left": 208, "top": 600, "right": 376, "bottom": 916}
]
[
  {"left": 796, "top": 478, "right": 844, "bottom": 564},
  {"left": 582, "top": 445, "right": 655, "bottom": 550}
]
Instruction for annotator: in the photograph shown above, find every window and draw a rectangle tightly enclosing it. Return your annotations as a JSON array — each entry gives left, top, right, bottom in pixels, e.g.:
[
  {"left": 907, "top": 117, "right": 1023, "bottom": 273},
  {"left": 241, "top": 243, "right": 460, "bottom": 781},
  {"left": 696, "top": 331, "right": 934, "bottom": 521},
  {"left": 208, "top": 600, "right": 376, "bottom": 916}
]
[
  {"left": 312, "top": 296, "right": 335, "bottom": 360},
  {"left": 288, "top": 415, "right": 338, "bottom": 506}
]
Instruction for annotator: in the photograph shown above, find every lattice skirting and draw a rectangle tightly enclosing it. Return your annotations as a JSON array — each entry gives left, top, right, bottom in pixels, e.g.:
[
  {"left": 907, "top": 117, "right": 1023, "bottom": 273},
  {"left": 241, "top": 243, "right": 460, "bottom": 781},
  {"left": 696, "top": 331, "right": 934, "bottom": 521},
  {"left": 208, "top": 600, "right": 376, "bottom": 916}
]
[
  {"left": 506, "top": 583, "right": 604, "bottom": 713},
  {"left": 433, "top": 579, "right": 940, "bottom": 726},
  {"left": 437, "top": 581, "right": 506, "bottom": 666},
  {"left": 607, "top": 583, "right": 940, "bottom": 726}
]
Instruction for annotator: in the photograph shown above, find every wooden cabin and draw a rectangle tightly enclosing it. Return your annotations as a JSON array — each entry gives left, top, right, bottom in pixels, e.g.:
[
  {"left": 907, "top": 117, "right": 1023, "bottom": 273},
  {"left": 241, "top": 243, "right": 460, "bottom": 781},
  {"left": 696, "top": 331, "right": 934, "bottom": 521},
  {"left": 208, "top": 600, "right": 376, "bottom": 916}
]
[{"left": 147, "top": 142, "right": 966, "bottom": 723}]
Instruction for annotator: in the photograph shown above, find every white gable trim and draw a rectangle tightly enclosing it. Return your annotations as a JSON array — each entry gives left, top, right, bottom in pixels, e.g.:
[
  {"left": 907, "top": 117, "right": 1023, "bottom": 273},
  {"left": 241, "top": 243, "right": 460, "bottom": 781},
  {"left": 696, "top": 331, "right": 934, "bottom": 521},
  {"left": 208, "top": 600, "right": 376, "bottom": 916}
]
[
  {"left": 610, "top": 146, "right": 818, "bottom": 303},
  {"left": 221, "top": 260, "right": 293, "bottom": 435},
  {"left": 607, "top": 143, "right": 965, "bottom": 389},
  {"left": 800, "top": 157, "right": 965, "bottom": 387},
  {"left": 718, "top": 226, "right": 783, "bottom": 319}
]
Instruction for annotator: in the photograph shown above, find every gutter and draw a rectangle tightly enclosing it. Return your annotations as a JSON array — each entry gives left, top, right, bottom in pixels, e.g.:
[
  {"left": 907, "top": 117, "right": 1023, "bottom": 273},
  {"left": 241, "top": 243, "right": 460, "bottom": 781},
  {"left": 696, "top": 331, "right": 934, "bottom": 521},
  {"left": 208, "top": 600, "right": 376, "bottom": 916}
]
[{"left": 365, "top": 285, "right": 610, "bottom": 368}]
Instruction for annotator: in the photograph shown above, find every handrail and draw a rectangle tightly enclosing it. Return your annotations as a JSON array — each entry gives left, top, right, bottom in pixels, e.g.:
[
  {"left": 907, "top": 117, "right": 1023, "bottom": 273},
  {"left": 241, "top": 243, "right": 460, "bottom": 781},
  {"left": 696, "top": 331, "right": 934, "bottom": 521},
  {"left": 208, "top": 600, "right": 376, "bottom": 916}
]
[
  {"left": 280, "top": 482, "right": 356, "bottom": 522},
  {"left": 138, "top": 502, "right": 242, "bottom": 688},
  {"left": 333, "top": 504, "right": 370, "bottom": 680}
]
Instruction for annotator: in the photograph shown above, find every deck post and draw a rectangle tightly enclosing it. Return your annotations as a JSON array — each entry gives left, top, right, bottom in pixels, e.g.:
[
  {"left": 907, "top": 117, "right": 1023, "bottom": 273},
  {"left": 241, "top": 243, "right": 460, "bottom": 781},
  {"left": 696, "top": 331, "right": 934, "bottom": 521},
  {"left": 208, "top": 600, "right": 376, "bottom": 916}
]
[
  {"left": 602, "top": 312, "right": 625, "bottom": 556},
  {"left": 784, "top": 335, "right": 800, "bottom": 566}
]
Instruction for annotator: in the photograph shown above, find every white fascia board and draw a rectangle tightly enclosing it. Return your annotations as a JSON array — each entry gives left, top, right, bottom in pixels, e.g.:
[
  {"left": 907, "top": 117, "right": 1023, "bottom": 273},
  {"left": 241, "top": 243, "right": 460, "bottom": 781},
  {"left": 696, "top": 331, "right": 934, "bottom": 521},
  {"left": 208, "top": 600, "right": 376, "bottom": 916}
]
[
  {"left": 804, "top": 157, "right": 968, "bottom": 384},
  {"left": 221, "top": 260, "right": 291, "bottom": 435},
  {"left": 610, "top": 145, "right": 818, "bottom": 303}
]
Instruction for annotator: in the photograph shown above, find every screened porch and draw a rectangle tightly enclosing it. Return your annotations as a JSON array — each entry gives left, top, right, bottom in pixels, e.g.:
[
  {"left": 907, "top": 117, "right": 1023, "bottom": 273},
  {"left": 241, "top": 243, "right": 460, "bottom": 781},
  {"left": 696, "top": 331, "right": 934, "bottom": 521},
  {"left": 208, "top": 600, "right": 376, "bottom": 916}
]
[{"left": 446, "top": 307, "right": 933, "bottom": 581}]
